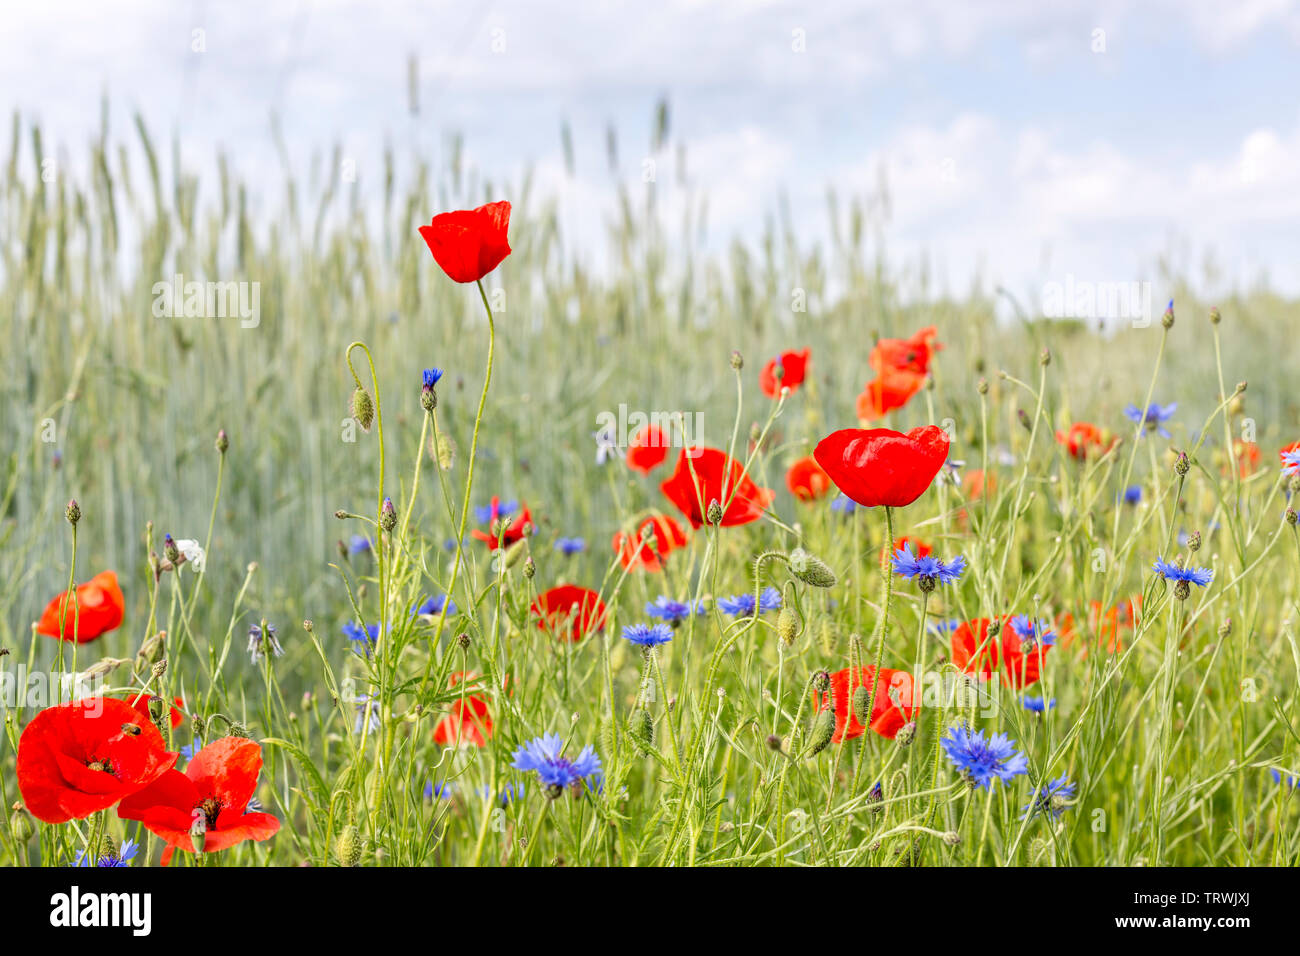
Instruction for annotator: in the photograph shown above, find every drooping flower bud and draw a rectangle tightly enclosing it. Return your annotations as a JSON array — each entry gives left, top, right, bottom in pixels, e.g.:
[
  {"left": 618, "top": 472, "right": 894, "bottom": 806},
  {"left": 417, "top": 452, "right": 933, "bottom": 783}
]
[
  {"left": 789, "top": 548, "right": 838, "bottom": 588},
  {"left": 806, "top": 708, "right": 835, "bottom": 756},
  {"left": 351, "top": 386, "right": 375, "bottom": 432}
]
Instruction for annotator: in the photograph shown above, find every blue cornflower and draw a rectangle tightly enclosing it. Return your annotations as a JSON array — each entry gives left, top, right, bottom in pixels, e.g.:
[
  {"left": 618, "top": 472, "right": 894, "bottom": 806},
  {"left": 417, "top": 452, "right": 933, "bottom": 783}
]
[
  {"left": 74, "top": 839, "right": 140, "bottom": 868},
  {"left": 247, "top": 622, "right": 283, "bottom": 663},
  {"left": 416, "top": 594, "right": 457, "bottom": 618},
  {"left": 474, "top": 499, "right": 519, "bottom": 524},
  {"left": 941, "top": 726, "right": 1029, "bottom": 789},
  {"left": 554, "top": 536, "right": 586, "bottom": 555},
  {"left": 830, "top": 494, "right": 858, "bottom": 515},
  {"left": 1009, "top": 614, "right": 1055, "bottom": 646},
  {"left": 180, "top": 736, "right": 203, "bottom": 761},
  {"left": 1022, "top": 695, "right": 1056, "bottom": 713},
  {"left": 495, "top": 781, "right": 527, "bottom": 805},
  {"left": 1152, "top": 557, "right": 1213, "bottom": 588},
  {"left": 425, "top": 781, "right": 455, "bottom": 800},
  {"left": 1270, "top": 768, "right": 1298, "bottom": 789},
  {"left": 717, "top": 586, "right": 782, "bottom": 617},
  {"left": 343, "top": 620, "right": 382, "bottom": 655},
  {"left": 1121, "top": 485, "right": 1142, "bottom": 505},
  {"left": 511, "top": 733, "right": 603, "bottom": 796},
  {"left": 622, "top": 622, "right": 674, "bottom": 648},
  {"left": 1281, "top": 450, "right": 1300, "bottom": 476},
  {"left": 1124, "top": 402, "right": 1177, "bottom": 439},
  {"left": 422, "top": 368, "right": 443, "bottom": 389},
  {"left": 1021, "top": 775, "right": 1077, "bottom": 819},
  {"left": 891, "top": 543, "right": 967, "bottom": 589},
  {"left": 348, "top": 534, "right": 372, "bottom": 555},
  {"left": 645, "top": 595, "right": 705, "bottom": 624}
]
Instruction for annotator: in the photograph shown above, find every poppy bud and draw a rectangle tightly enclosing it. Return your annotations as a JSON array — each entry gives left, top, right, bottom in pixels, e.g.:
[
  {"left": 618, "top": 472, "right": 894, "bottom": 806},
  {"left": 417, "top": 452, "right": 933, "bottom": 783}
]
[
  {"left": 351, "top": 386, "right": 375, "bottom": 432},
  {"left": 65, "top": 499, "right": 81, "bottom": 526},
  {"left": 629, "top": 710, "right": 655, "bottom": 754},
  {"left": 503, "top": 538, "right": 528, "bottom": 569},
  {"left": 806, "top": 708, "right": 835, "bottom": 756},
  {"left": 216, "top": 428, "right": 229, "bottom": 454},
  {"left": 896, "top": 721, "right": 917, "bottom": 746},
  {"left": 852, "top": 684, "right": 872, "bottom": 725},
  {"left": 777, "top": 607, "right": 798, "bottom": 646},
  {"left": 789, "top": 548, "right": 838, "bottom": 588},
  {"left": 147, "top": 695, "right": 168, "bottom": 727},
  {"left": 1209, "top": 306, "right": 1221, "bottom": 325},
  {"left": 380, "top": 497, "right": 397, "bottom": 533},
  {"left": 10, "top": 803, "right": 33, "bottom": 842},
  {"left": 730, "top": 350, "right": 744, "bottom": 370},
  {"left": 334, "top": 824, "right": 363, "bottom": 867},
  {"left": 705, "top": 499, "right": 724, "bottom": 526}
]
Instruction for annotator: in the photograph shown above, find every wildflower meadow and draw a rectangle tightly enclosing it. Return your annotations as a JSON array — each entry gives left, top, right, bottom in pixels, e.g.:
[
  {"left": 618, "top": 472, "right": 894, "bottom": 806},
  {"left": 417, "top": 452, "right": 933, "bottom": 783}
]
[{"left": 1, "top": 12, "right": 1298, "bottom": 901}]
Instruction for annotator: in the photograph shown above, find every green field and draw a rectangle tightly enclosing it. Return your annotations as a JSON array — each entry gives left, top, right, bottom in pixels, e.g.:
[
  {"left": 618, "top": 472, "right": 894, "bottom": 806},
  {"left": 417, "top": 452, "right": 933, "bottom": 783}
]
[{"left": 1, "top": 111, "right": 1297, "bottom": 867}]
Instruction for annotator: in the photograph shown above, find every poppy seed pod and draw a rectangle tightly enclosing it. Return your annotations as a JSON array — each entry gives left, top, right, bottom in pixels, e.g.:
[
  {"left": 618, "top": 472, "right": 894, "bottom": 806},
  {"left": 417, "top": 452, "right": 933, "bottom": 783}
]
[
  {"left": 789, "top": 548, "right": 837, "bottom": 588},
  {"left": 351, "top": 386, "right": 375, "bottom": 432}
]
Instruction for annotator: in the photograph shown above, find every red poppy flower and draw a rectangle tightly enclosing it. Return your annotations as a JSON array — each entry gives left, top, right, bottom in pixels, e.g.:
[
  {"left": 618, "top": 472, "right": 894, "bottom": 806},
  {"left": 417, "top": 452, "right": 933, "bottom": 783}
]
[
  {"left": 1228, "top": 440, "right": 1261, "bottom": 477},
  {"left": 1280, "top": 440, "right": 1300, "bottom": 462},
  {"left": 1055, "top": 422, "right": 1116, "bottom": 461},
  {"left": 659, "top": 447, "right": 774, "bottom": 529},
  {"left": 16, "top": 698, "right": 177, "bottom": 824},
  {"left": 881, "top": 535, "right": 932, "bottom": 567},
  {"left": 470, "top": 497, "right": 532, "bottom": 549},
  {"left": 950, "top": 617, "right": 1052, "bottom": 689},
  {"left": 814, "top": 425, "right": 948, "bottom": 509},
  {"left": 759, "top": 348, "right": 811, "bottom": 398},
  {"left": 812, "top": 666, "right": 918, "bottom": 742},
  {"left": 531, "top": 585, "right": 608, "bottom": 642},
  {"left": 118, "top": 736, "right": 280, "bottom": 858},
  {"left": 122, "top": 694, "right": 186, "bottom": 731},
  {"left": 612, "top": 514, "right": 688, "bottom": 572},
  {"left": 856, "top": 367, "right": 927, "bottom": 422},
  {"left": 870, "top": 326, "right": 942, "bottom": 376},
  {"left": 626, "top": 424, "right": 670, "bottom": 474},
  {"left": 786, "top": 455, "right": 833, "bottom": 501},
  {"left": 433, "top": 672, "right": 495, "bottom": 748},
  {"left": 417, "top": 201, "right": 512, "bottom": 284},
  {"left": 35, "top": 570, "right": 125, "bottom": 644},
  {"left": 1059, "top": 596, "right": 1141, "bottom": 654}
]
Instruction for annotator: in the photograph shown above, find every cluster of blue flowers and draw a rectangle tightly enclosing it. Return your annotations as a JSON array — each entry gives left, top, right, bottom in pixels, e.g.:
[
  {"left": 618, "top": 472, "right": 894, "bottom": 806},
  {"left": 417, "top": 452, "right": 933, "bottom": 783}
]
[
  {"left": 717, "top": 586, "right": 782, "bottom": 617},
  {"left": 645, "top": 595, "right": 707, "bottom": 624}
]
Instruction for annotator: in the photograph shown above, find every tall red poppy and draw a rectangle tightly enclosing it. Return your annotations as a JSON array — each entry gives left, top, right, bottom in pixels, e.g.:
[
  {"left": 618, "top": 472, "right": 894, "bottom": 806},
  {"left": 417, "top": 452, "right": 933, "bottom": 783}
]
[
  {"left": 626, "top": 424, "right": 670, "bottom": 474},
  {"left": 759, "top": 348, "right": 811, "bottom": 398},
  {"left": 814, "top": 426, "right": 948, "bottom": 509},
  {"left": 418, "top": 201, "right": 512, "bottom": 284},
  {"left": 531, "top": 585, "right": 608, "bottom": 642},
  {"left": 950, "top": 617, "right": 1052, "bottom": 689},
  {"left": 856, "top": 367, "right": 927, "bottom": 422},
  {"left": 433, "top": 672, "right": 495, "bottom": 748},
  {"left": 16, "top": 698, "right": 177, "bottom": 824},
  {"left": 35, "top": 570, "right": 125, "bottom": 644},
  {"left": 659, "top": 447, "right": 774, "bottom": 528},
  {"left": 870, "top": 326, "right": 942, "bottom": 376},
  {"left": 786, "top": 455, "right": 833, "bottom": 501},
  {"left": 118, "top": 737, "right": 280, "bottom": 857},
  {"left": 813, "top": 666, "right": 918, "bottom": 742},
  {"left": 1055, "top": 422, "right": 1116, "bottom": 461},
  {"left": 470, "top": 497, "right": 532, "bottom": 549},
  {"left": 612, "top": 514, "right": 688, "bottom": 572}
]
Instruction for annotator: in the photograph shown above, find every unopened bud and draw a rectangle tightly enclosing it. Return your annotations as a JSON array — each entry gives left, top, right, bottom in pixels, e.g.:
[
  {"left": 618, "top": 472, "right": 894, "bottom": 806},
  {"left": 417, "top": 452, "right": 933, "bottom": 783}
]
[
  {"left": 334, "top": 824, "right": 363, "bottom": 867},
  {"left": 380, "top": 497, "right": 397, "bottom": 533},
  {"left": 776, "top": 607, "right": 798, "bottom": 646},
  {"left": 523, "top": 557, "right": 536, "bottom": 579},
  {"left": 1175, "top": 452, "right": 1190, "bottom": 476},
  {"left": 1039, "top": 347, "right": 1050, "bottom": 366},
  {"left": 706, "top": 499, "right": 724, "bottom": 526},
  {"left": 216, "top": 429, "right": 229, "bottom": 454},
  {"left": 351, "top": 386, "right": 375, "bottom": 432},
  {"left": 806, "top": 708, "right": 835, "bottom": 756},
  {"left": 65, "top": 499, "right": 81, "bottom": 526},
  {"left": 895, "top": 721, "right": 917, "bottom": 746},
  {"left": 1208, "top": 306, "right": 1221, "bottom": 325},
  {"left": 789, "top": 548, "right": 837, "bottom": 588},
  {"left": 729, "top": 350, "right": 744, "bottom": 370}
]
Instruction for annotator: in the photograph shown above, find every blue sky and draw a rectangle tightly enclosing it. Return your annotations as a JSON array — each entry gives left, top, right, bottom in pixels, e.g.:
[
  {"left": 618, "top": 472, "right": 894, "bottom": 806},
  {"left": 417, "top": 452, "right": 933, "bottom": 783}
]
[{"left": 5, "top": 0, "right": 1300, "bottom": 305}]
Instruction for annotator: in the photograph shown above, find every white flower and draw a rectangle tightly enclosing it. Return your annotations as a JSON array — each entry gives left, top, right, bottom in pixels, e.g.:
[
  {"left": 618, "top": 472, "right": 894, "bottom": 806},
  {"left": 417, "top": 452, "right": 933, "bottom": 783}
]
[{"left": 175, "top": 538, "right": 206, "bottom": 572}]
